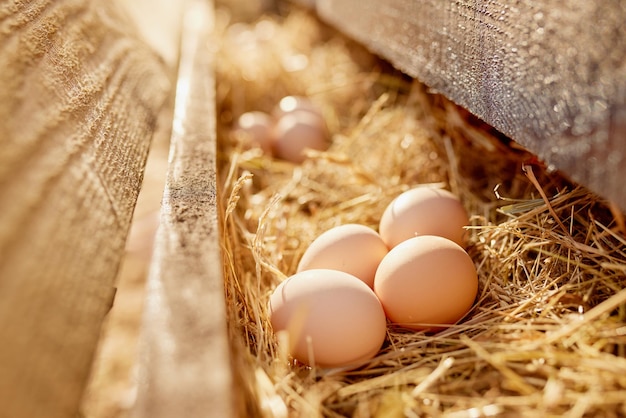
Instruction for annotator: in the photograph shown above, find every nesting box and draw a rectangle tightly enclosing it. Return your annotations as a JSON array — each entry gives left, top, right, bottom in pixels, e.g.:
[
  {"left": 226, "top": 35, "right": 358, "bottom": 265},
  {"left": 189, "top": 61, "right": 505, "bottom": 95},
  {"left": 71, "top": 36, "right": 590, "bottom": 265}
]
[
  {"left": 2, "top": 1, "right": 626, "bottom": 418},
  {"left": 132, "top": 1, "right": 626, "bottom": 417}
]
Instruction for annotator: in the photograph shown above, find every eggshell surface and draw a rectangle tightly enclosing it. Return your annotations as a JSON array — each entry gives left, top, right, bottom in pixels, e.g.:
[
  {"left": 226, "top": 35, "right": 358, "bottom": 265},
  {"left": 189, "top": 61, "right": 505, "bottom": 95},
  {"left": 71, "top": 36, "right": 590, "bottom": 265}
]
[
  {"left": 269, "top": 269, "right": 387, "bottom": 368},
  {"left": 273, "top": 110, "right": 329, "bottom": 163},
  {"left": 379, "top": 187, "right": 469, "bottom": 248},
  {"left": 374, "top": 235, "right": 478, "bottom": 331},
  {"left": 297, "top": 224, "right": 388, "bottom": 288},
  {"left": 234, "top": 111, "right": 275, "bottom": 154}
]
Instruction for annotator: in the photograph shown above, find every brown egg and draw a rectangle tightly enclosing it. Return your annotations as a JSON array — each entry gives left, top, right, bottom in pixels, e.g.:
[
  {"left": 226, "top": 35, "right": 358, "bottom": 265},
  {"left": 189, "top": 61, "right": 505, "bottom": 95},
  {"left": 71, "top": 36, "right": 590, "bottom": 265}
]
[
  {"left": 269, "top": 269, "right": 387, "bottom": 368},
  {"left": 379, "top": 186, "right": 469, "bottom": 248},
  {"left": 297, "top": 224, "right": 388, "bottom": 288},
  {"left": 273, "top": 110, "right": 329, "bottom": 163},
  {"left": 233, "top": 111, "right": 275, "bottom": 154},
  {"left": 373, "top": 235, "right": 478, "bottom": 331}
]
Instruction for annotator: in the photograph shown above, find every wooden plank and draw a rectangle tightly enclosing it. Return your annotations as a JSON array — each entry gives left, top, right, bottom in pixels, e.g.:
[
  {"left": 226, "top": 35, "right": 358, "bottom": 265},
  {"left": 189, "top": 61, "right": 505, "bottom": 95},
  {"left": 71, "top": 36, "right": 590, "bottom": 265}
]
[
  {"left": 0, "top": 1, "right": 170, "bottom": 417},
  {"left": 133, "top": 1, "right": 236, "bottom": 417},
  {"left": 314, "top": 0, "right": 626, "bottom": 210}
]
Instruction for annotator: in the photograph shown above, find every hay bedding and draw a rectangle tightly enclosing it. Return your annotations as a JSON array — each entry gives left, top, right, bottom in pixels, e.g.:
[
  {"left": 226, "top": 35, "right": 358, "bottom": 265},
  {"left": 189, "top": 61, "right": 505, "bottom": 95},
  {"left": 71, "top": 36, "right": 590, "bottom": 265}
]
[{"left": 215, "top": 3, "right": 626, "bottom": 417}]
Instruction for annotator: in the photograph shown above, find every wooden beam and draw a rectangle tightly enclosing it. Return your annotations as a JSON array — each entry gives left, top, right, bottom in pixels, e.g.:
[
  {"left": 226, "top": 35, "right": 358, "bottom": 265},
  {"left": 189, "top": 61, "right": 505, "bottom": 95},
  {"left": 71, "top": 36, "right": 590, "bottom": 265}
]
[
  {"left": 133, "top": 1, "right": 236, "bottom": 417},
  {"left": 0, "top": 1, "right": 170, "bottom": 417},
  {"left": 314, "top": 0, "right": 626, "bottom": 210}
]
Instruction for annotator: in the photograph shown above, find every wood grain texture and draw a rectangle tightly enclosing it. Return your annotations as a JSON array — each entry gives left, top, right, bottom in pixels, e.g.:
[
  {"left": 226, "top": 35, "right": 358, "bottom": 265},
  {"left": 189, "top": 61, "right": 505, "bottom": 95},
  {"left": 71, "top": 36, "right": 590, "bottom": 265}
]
[
  {"left": 0, "top": 1, "right": 170, "bottom": 417},
  {"left": 315, "top": 0, "right": 626, "bottom": 209},
  {"left": 133, "top": 1, "right": 236, "bottom": 417}
]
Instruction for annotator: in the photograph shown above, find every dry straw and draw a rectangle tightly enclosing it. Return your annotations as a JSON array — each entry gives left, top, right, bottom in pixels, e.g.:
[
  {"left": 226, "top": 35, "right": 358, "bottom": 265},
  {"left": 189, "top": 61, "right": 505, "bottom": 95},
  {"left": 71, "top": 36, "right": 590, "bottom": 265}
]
[{"left": 215, "top": 4, "right": 626, "bottom": 417}]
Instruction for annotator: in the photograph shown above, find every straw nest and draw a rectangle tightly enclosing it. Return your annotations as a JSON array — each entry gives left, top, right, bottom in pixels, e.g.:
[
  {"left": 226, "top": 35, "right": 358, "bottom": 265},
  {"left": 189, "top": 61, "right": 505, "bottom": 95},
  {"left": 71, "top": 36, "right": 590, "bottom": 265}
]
[{"left": 215, "top": 3, "right": 626, "bottom": 417}]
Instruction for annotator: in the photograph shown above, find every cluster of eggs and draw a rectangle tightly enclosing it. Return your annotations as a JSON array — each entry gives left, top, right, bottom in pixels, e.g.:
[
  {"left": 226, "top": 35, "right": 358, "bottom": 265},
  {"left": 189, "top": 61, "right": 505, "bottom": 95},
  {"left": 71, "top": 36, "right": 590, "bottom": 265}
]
[
  {"left": 269, "top": 186, "right": 478, "bottom": 368},
  {"left": 233, "top": 96, "right": 329, "bottom": 163}
]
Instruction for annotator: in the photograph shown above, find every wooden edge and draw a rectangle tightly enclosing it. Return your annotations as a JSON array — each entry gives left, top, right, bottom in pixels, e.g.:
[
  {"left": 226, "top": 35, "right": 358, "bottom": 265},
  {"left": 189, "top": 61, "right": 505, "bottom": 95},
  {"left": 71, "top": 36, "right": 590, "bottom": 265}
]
[{"left": 132, "top": 1, "right": 236, "bottom": 417}]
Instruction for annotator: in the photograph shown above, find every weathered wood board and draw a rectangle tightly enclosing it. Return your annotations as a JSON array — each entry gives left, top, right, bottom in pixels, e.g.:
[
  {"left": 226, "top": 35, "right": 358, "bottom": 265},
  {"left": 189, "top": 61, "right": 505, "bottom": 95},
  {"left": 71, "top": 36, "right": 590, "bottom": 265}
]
[
  {"left": 133, "top": 0, "right": 236, "bottom": 417},
  {"left": 311, "top": 0, "right": 626, "bottom": 210},
  {"left": 0, "top": 1, "right": 170, "bottom": 417}
]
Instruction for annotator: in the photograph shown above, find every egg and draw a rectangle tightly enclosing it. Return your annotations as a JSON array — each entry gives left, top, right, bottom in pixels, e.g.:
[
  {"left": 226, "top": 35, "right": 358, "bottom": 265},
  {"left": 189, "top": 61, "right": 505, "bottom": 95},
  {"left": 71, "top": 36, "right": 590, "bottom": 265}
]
[
  {"left": 269, "top": 269, "right": 387, "bottom": 368},
  {"left": 233, "top": 111, "right": 275, "bottom": 154},
  {"left": 273, "top": 111, "right": 329, "bottom": 163},
  {"left": 297, "top": 224, "right": 388, "bottom": 288},
  {"left": 373, "top": 235, "right": 478, "bottom": 331},
  {"left": 379, "top": 186, "right": 469, "bottom": 248},
  {"left": 271, "top": 96, "right": 329, "bottom": 163}
]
